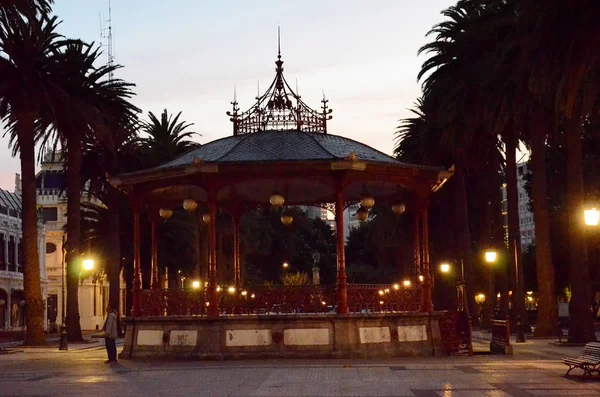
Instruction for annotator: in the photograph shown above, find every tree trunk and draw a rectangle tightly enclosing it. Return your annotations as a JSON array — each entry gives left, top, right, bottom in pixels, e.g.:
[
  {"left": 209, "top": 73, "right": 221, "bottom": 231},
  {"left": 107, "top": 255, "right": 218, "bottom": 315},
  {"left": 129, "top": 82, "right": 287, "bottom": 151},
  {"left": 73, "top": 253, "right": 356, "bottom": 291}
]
[
  {"left": 454, "top": 162, "right": 477, "bottom": 321},
  {"left": 504, "top": 129, "right": 527, "bottom": 326},
  {"left": 530, "top": 108, "right": 557, "bottom": 337},
  {"left": 65, "top": 138, "right": 84, "bottom": 341},
  {"left": 106, "top": 184, "right": 121, "bottom": 312},
  {"left": 566, "top": 109, "right": 596, "bottom": 343},
  {"left": 18, "top": 119, "right": 46, "bottom": 345}
]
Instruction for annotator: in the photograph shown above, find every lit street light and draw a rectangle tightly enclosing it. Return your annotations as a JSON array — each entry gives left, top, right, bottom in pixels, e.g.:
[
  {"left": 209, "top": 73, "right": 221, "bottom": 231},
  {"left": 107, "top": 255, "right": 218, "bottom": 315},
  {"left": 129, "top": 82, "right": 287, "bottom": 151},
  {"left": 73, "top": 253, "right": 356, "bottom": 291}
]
[
  {"left": 485, "top": 249, "right": 497, "bottom": 263},
  {"left": 584, "top": 207, "right": 599, "bottom": 226},
  {"left": 192, "top": 280, "right": 201, "bottom": 289},
  {"left": 82, "top": 259, "right": 95, "bottom": 271},
  {"left": 440, "top": 263, "right": 450, "bottom": 273}
]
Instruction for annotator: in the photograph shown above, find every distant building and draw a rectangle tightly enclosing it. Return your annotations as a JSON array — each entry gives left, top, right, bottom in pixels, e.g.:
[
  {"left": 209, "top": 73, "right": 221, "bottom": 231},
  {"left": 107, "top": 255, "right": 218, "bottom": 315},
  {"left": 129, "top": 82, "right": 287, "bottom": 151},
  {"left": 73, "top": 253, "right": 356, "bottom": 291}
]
[
  {"left": 30, "top": 150, "right": 124, "bottom": 331},
  {"left": 501, "top": 162, "right": 535, "bottom": 247},
  {"left": 0, "top": 187, "right": 47, "bottom": 331}
]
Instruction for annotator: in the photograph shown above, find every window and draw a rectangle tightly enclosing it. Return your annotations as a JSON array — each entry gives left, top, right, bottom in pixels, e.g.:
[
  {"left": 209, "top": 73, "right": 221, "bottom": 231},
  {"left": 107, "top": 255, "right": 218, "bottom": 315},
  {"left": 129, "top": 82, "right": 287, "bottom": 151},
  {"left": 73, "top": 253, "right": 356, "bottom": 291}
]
[
  {"left": 41, "top": 207, "right": 58, "bottom": 222},
  {"left": 46, "top": 242, "right": 57, "bottom": 254},
  {"left": 17, "top": 240, "right": 22, "bottom": 266},
  {"left": 8, "top": 236, "right": 15, "bottom": 264}
]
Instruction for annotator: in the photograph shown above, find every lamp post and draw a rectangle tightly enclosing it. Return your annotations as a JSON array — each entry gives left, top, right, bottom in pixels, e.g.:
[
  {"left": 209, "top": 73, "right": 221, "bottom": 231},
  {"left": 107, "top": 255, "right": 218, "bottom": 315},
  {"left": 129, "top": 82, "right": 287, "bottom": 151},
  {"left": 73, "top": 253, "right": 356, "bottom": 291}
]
[
  {"left": 59, "top": 236, "right": 67, "bottom": 351},
  {"left": 59, "top": 246, "right": 95, "bottom": 351}
]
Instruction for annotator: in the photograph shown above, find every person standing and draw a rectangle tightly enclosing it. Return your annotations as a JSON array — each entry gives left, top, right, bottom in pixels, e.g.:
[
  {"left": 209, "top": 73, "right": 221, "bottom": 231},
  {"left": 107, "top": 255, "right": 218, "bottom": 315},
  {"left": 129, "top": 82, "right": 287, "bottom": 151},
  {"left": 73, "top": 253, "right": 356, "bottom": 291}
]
[{"left": 103, "top": 304, "right": 118, "bottom": 363}]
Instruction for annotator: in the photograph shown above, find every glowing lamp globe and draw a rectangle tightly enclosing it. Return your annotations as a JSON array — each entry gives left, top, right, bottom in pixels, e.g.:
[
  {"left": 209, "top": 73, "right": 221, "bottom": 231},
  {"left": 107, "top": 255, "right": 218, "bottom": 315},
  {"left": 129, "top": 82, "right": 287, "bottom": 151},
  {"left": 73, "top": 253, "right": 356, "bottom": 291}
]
[
  {"left": 281, "top": 213, "right": 294, "bottom": 226},
  {"left": 183, "top": 198, "right": 198, "bottom": 212},
  {"left": 403, "top": 280, "right": 411, "bottom": 287},
  {"left": 440, "top": 263, "right": 450, "bottom": 273},
  {"left": 83, "top": 259, "right": 95, "bottom": 271},
  {"left": 360, "top": 196, "right": 375, "bottom": 209},
  {"left": 192, "top": 280, "right": 201, "bottom": 289},
  {"left": 269, "top": 193, "right": 285, "bottom": 207},
  {"left": 392, "top": 203, "right": 406, "bottom": 215},
  {"left": 202, "top": 213, "right": 211, "bottom": 224},
  {"left": 485, "top": 250, "right": 497, "bottom": 263},
  {"left": 159, "top": 208, "right": 173, "bottom": 220},
  {"left": 584, "top": 208, "right": 599, "bottom": 226},
  {"left": 356, "top": 206, "right": 369, "bottom": 221}
]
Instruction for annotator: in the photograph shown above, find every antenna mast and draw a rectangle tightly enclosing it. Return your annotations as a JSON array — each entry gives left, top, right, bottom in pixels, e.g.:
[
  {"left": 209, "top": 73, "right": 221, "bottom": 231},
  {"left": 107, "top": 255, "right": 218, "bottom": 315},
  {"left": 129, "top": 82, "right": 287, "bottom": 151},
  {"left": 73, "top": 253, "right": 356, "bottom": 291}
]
[{"left": 100, "top": 0, "right": 114, "bottom": 80}]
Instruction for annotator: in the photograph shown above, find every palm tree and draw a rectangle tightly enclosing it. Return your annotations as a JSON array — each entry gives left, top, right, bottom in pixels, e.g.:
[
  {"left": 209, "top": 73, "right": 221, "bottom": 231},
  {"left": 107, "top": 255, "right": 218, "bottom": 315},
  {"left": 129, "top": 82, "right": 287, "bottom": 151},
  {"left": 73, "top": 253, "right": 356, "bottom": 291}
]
[
  {"left": 43, "top": 41, "right": 138, "bottom": 340},
  {"left": 139, "top": 109, "right": 199, "bottom": 168},
  {"left": 0, "top": 9, "right": 64, "bottom": 345},
  {"left": 518, "top": 0, "right": 599, "bottom": 342},
  {"left": 414, "top": 2, "right": 504, "bottom": 321},
  {"left": 80, "top": 121, "right": 140, "bottom": 315}
]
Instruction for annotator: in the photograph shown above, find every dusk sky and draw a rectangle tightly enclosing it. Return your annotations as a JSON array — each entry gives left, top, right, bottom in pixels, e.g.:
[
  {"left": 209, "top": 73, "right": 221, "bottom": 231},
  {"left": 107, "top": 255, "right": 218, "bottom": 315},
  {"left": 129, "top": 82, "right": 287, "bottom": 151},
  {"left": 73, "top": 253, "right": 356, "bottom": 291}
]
[{"left": 0, "top": 0, "right": 454, "bottom": 191}]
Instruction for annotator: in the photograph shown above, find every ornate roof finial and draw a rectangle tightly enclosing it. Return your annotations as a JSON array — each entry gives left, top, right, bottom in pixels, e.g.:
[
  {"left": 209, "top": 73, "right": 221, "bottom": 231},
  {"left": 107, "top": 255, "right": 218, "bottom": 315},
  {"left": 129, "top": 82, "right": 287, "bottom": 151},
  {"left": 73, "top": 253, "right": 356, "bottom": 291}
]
[
  {"left": 277, "top": 26, "right": 281, "bottom": 59},
  {"left": 226, "top": 28, "right": 332, "bottom": 135}
]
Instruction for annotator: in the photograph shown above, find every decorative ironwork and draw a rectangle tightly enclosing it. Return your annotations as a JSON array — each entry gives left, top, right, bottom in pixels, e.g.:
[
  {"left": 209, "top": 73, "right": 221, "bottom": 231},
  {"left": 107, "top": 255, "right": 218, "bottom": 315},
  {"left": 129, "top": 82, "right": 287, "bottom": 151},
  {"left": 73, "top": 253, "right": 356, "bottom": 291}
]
[
  {"left": 138, "top": 284, "right": 423, "bottom": 317},
  {"left": 346, "top": 284, "right": 422, "bottom": 313},
  {"left": 227, "top": 31, "right": 332, "bottom": 135},
  {"left": 140, "top": 289, "right": 206, "bottom": 316},
  {"left": 219, "top": 285, "right": 336, "bottom": 315}
]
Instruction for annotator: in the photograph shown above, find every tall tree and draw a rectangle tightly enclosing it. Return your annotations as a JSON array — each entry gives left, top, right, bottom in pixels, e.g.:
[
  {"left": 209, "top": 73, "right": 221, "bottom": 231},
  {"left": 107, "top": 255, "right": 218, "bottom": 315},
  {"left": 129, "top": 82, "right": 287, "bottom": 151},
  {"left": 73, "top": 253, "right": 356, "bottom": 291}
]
[
  {"left": 519, "top": 0, "right": 600, "bottom": 342},
  {"left": 43, "top": 41, "right": 138, "bottom": 340},
  {"left": 139, "top": 109, "right": 199, "bottom": 167},
  {"left": 0, "top": 8, "right": 64, "bottom": 345}
]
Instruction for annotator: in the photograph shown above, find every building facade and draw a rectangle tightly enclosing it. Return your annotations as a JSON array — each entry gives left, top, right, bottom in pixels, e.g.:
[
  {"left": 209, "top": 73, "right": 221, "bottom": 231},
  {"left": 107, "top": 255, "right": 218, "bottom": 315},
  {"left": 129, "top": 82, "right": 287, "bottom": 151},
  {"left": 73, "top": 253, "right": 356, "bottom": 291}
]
[
  {"left": 0, "top": 187, "right": 47, "bottom": 331},
  {"left": 501, "top": 162, "right": 535, "bottom": 248},
  {"left": 32, "top": 150, "right": 122, "bottom": 331}
]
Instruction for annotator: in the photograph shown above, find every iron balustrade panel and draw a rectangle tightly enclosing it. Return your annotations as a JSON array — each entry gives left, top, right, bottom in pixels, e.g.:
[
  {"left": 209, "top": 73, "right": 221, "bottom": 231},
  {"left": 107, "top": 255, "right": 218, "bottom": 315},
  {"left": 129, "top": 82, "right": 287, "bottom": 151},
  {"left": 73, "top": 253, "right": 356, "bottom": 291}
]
[
  {"left": 346, "top": 284, "right": 423, "bottom": 314},
  {"left": 219, "top": 285, "right": 337, "bottom": 315},
  {"left": 140, "top": 289, "right": 206, "bottom": 317},
  {"left": 138, "top": 284, "right": 423, "bottom": 317}
]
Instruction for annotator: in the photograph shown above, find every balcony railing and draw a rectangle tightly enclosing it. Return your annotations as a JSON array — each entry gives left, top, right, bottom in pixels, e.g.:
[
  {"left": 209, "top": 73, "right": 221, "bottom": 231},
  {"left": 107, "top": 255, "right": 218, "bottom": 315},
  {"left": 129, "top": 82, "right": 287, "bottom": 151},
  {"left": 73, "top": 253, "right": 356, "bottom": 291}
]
[{"left": 138, "top": 284, "right": 423, "bottom": 317}]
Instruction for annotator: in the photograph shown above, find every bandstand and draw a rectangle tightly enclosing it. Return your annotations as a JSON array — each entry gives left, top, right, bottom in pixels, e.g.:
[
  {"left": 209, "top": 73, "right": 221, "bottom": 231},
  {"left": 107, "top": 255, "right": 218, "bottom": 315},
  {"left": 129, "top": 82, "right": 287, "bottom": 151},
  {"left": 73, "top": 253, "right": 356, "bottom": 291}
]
[{"left": 110, "top": 48, "right": 456, "bottom": 359}]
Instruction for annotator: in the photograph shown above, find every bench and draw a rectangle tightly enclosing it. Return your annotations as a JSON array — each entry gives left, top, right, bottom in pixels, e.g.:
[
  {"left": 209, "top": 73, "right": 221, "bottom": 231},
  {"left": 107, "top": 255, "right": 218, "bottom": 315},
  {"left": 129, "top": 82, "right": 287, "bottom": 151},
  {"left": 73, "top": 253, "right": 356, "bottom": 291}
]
[{"left": 563, "top": 342, "right": 600, "bottom": 377}]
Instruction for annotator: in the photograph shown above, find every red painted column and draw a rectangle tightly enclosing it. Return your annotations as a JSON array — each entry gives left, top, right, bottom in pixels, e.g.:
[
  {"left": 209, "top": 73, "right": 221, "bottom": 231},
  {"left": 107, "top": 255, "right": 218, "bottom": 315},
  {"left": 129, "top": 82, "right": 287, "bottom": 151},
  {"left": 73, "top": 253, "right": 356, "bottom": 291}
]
[
  {"left": 233, "top": 215, "right": 241, "bottom": 288},
  {"left": 132, "top": 201, "right": 142, "bottom": 317},
  {"left": 421, "top": 205, "right": 433, "bottom": 312},
  {"left": 335, "top": 188, "right": 348, "bottom": 314},
  {"left": 413, "top": 209, "right": 421, "bottom": 277},
  {"left": 150, "top": 216, "right": 159, "bottom": 289},
  {"left": 207, "top": 191, "right": 219, "bottom": 317}
]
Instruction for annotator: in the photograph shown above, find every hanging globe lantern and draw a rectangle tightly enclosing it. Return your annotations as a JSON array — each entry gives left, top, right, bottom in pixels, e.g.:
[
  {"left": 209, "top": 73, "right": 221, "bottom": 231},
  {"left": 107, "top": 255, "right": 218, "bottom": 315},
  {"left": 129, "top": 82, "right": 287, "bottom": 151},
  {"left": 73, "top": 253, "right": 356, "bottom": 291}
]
[
  {"left": 360, "top": 196, "right": 375, "bottom": 209},
  {"left": 202, "top": 213, "right": 211, "bottom": 224},
  {"left": 159, "top": 208, "right": 173, "bottom": 220},
  {"left": 183, "top": 198, "right": 198, "bottom": 212},
  {"left": 356, "top": 206, "right": 369, "bottom": 221},
  {"left": 269, "top": 192, "right": 285, "bottom": 207},
  {"left": 281, "top": 213, "right": 294, "bottom": 226},
  {"left": 391, "top": 203, "right": 406, "bottom": 215}
]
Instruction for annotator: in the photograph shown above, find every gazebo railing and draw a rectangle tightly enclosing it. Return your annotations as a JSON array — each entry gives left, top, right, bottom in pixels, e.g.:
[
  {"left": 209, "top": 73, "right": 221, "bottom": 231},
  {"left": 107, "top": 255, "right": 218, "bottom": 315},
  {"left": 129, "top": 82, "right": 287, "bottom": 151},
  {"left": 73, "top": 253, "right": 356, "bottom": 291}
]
[
  {"left": 347, "top": 284, "right": 423, "bottom": 313},
  {"left": 137, "top": 284, "right": 422, "bottom": 317}
]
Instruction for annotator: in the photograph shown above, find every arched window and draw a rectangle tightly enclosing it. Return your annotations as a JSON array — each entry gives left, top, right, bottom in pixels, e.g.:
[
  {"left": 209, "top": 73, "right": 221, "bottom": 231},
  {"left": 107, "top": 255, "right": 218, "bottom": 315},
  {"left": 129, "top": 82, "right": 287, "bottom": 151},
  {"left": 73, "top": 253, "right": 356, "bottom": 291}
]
[{"left": 46, "top": 242, "right": 57, "bottom": 254}]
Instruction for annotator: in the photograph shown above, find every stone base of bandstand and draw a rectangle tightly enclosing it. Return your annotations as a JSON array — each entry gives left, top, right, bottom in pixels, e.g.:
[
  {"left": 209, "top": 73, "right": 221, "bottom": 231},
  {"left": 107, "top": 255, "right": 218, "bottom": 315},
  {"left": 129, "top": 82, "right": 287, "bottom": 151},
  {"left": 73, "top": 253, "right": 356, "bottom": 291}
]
[{"left": 119, "top": 312, "right": 445, "bottom": 360}]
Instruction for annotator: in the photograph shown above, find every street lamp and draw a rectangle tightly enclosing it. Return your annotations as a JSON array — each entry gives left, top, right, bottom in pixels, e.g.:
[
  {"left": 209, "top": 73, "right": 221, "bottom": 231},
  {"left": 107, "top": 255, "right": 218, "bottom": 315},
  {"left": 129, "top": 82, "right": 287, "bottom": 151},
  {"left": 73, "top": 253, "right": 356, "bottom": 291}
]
[
  {"left": 192, "top": 280, "right": 201, "bottom": 289},
  {"left": 440, "top": 263, "right": 450, "bottom": 273},
  {"left": 282, "top": 262, "right": 289, "bottom": 269},
  {"left": 584, "top": 207, "right": 599, "bottom": 226},
  {"left": 82, "top": 259, "right": 95, "bottom": 271},
  {"left": 484, "top": 249, "right": 497, "bottom": 263}
]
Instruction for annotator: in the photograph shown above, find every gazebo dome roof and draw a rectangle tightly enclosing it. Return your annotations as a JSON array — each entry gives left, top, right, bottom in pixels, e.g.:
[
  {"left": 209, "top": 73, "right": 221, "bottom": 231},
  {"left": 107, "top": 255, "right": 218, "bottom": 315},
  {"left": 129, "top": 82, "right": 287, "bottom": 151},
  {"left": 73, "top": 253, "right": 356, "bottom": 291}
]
[{"left": 156, "top": 129, "right": 429, "bottom": 171}]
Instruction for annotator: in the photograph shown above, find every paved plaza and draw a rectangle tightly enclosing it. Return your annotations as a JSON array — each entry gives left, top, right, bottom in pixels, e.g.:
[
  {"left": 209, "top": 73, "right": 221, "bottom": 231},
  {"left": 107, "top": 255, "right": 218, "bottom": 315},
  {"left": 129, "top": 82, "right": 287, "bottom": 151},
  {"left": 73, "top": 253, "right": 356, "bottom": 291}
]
[{"left": 0, "top": 335, "right": 598, "bottom": 397}]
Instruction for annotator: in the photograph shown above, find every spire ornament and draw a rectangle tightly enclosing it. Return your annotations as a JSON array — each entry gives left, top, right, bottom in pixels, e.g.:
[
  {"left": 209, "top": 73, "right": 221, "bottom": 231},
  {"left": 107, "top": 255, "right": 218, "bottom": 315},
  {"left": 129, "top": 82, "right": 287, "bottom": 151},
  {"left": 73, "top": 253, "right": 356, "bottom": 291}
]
[{"left": 226, "top": 29, "right": 332, "bottom": 135}]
